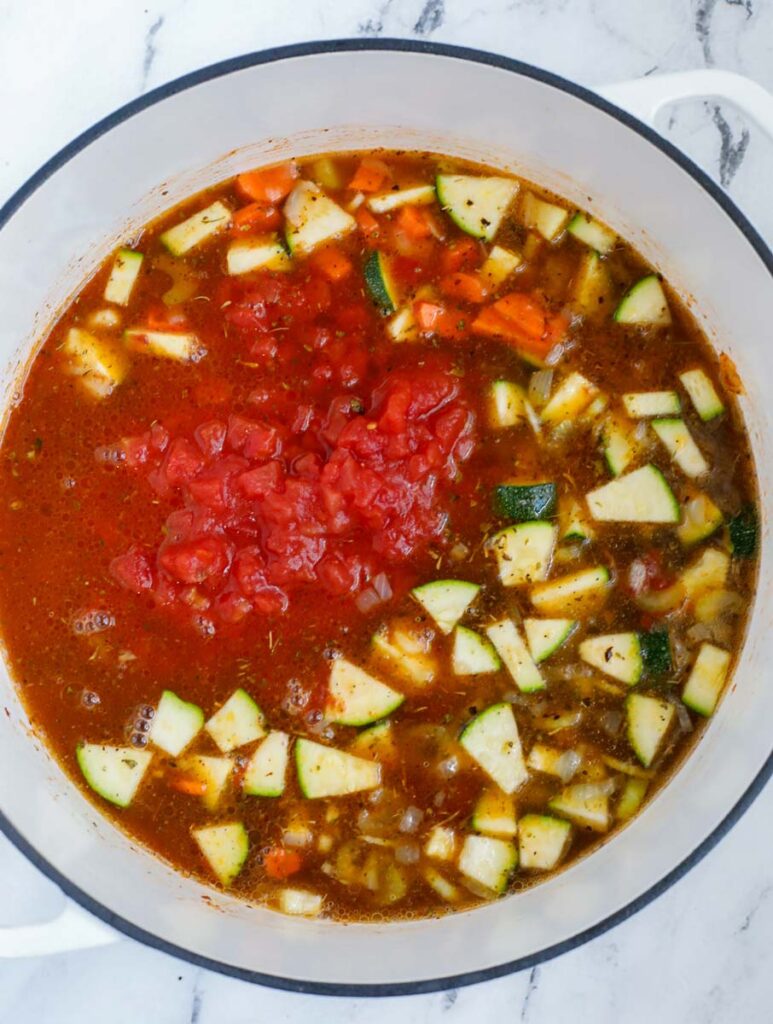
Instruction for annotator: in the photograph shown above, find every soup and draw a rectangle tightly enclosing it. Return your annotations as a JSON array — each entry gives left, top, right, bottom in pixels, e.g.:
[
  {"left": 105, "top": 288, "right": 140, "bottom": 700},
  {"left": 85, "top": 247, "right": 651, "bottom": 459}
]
[{"left": 0, "top": 152, "right": 757, "bottom": 920}]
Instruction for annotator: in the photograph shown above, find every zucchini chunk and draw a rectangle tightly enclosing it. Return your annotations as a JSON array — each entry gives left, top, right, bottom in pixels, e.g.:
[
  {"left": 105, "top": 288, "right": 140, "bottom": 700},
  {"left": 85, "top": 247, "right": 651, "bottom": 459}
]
[
  {"left": 424, "top": 825, "right": 457, "bottom": 860},
  {"left": 226, "top": 237, "right": 291, "bottom": 275},
  {"left": 77, "top": 744, "right": 152, "bottom": 808},
  {"left": 242, "top": 731, "right": 290, "bottom": 796},
  {"left": 284, "top": 180, "right": 355, "bottom": 255},
  {"left": 61, "top": 327, "right": 129, "bottom": 398},
  {"left": 205, "top": 689, "right": 266, "bottom": 753},
  {"left": 386, "top": 306, "right": 417, "bottom": 343},
  {"left": 367, "top": 184, "right": 436, "bottom": 213},
  {"left": 614, "top": 275, "right": 671, "bottom": 326},
  {"left": 485, "top": 619, "right": 544, "bottom": 693},
  {"left": 616, "top": 777, "right": 649, "bottom": 821},
  {"left": 679, "top": 368, "right": 725, "bottom": 421},
  {"left": 184, "top": 754, "right": 233, "bottom": 810},
  {"left": 652, "top": 418, "right": 709, "bottom": 479},
  {"left": 586, "top": 465, "right": 679, "bottom": 523},
  {"left": 524, "top": 618, "right": 576, "bottom": 662},
  {"left": 540, "top": 373, "right": 597, "bottom": 423},
  {"left": 571, "top": 250, "right": 614, "bottom": 318},
  {"left": 364, "top": 251, "right": 399, "bottom": 313},
  {"left": 530, "top": 566, "right": 610, "bottom": 618},
  {"left": 191, "top": 822, "right": 249, "bottom": 886},
  {"left": 489, "top": 521, "right": 557, "bottom": 586},
  {"left": 602, "top": 417, "right": 635, "bottom": 477},
  {"left": 124, "top": 328, "right": 204, "bottom": 363},
  {"left": 518, "top": 814, "right": 572, "bottom": 870},
  {"left": 458, "top": 834, "right": 517, "bottom": 893},
  {"left": 371, "top": 624, "right": 436, "bottom": 686},
  {"left": 480, "top": 245, "right": 521, "bottom": 289},
  {"left": 681, "top": 548, "right": 730, "bottom": 600},
  {"left": 521, "top": 192, "right": 569, "bottom": 241},
  {"left": 549, "top": 783, "right": 610, "bottom": 832},
  {"left": 348, "top": 720, "right": 395, "bottom": 761},
  {"left": 459, "top": 702, "right": 528, "bottom": 793},
  {"left": 472, "top": 789, "right": 517, "bottom": 838},
  {"left": 493, "top": 482, "right": 557, "bottom": 521},
  {"left": 682, "top": 642, "right": 731, "bottom": 717},
  {"left": 567, "top": 212, "right": 616, "bottom": 253},
  {"left": 160, "top": 201, "right": 231, "bottom": 256},
  {"left": 452, "top": 626, "right": 501, "bottom": 675},
  {"left": 325, "top": 658, "right": 404, "bottom": 726},
  {"left": 488, "top": 380, "right": 525, "bottom": 428},
  {"left": 104, "top": 248, "right": 143, "bottom": 305},
  {"left": 295, "top": 739, "right": 381, "bottom": 798},
  {"left": 436, "top": 174, "right": 519, "bottom": 241},
  {"left": 677, "top": 491, "right": 723, "bottom": 546},
  {"left": 150, "top": 690, "right": 204, "bottom": 757},
  {"left": 626, "top": 693, "right": 675, "bottom": 767},
  {"left": 580, "top": 631, "right": 671, "bottom": 684},
  {"left": 411, "top": 579, "right": 480, "bottom": 634},
  {"left": 622, "top": 391, "right": 681, "bottom": 418}
]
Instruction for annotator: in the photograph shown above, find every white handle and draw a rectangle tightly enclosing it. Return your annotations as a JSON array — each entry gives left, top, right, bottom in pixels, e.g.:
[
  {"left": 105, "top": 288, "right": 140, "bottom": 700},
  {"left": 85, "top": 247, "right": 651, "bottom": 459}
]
[
  {"left": 0, "top": 901, "right": 118, "bottom": 957},
  {"left": 598, "top": 69, "right": 773, "bottom": 139}
]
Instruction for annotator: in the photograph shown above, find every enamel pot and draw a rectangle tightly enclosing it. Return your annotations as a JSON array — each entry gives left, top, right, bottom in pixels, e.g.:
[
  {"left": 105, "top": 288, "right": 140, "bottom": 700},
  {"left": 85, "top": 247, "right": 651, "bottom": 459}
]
[{"left": 0, "top": 41, "right": 771, "bottom": 996}]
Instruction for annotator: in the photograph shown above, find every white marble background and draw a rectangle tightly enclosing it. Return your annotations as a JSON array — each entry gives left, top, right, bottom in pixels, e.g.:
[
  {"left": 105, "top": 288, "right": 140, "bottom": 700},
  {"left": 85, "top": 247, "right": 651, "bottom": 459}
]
[{"left": 0, "top": 0, "right": 772, "bottom": 1020}]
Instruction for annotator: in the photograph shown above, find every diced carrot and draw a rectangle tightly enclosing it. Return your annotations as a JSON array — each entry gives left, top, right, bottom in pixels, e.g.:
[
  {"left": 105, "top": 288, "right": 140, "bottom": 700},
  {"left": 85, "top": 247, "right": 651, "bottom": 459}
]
[
  {"left": 264, "top": 846, "right": 303, "bottom": 880},
  {"left": 310, "top": 245, "right": 353, "bottom": 282},
  {"left": 232, "top": 202, "right": 282, "bottom": 233},
  {"left": 439, "top": 272, "right": 488, "bottom": 305},
  {"left": 396, "top": 205, "right": 434, "bottom": 240},
  {"left": 168, "top": 773, "right": 207, "bottom": 797},
  {"left": 356, "top": 207, "right": 381, "bottom": 242},
  {"left": 348, "top": 157, "right": 390, "bottom": 193},
  {"left": 236, "top": 162, "right": 298, "bottom": 204},
  {"left": 145, "top": 302, "right": 188, "bottom": 331},
  {"left": 414, "top": 300, "right": 468, "bottom": 340},
  {"left": 472, "top": 291, "right": 568, "bottom": 360},
  {"left": 439, "top": 237, "right": 483, "bottom": 275}
]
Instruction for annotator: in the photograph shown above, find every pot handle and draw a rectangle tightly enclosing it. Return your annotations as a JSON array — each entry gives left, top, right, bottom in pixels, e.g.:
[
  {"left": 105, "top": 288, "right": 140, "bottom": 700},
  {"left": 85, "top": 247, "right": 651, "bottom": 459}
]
[
  {"left": 0, "top": 901, "right": 118, "bottom": 957},
  {"left": 598, "top": 70, "right": 773, "bottom": 139}
]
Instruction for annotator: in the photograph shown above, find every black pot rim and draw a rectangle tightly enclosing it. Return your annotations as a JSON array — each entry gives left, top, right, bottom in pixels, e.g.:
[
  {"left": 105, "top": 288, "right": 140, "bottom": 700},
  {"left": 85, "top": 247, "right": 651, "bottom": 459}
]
[{"left": 0, "top": 37, "right": 771, "bottom": 998}]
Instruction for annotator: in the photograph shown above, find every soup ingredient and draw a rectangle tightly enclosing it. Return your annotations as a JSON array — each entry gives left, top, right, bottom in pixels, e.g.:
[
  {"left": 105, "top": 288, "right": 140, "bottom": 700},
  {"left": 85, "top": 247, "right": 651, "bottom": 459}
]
[
  {"left": 192, "top": 822, "right": 249, "bottom": 885},
  {"left": 626, "top": 694, "right": 676, "bottom": 767},
  {"left": 682, "top": 643, "right": 731, "bottom": 717},
  {"left": 76, "top": 744, "right": 153, "bottom": 807},
  {"left": 459, "top": 703, "right": 528, "bottom": 793}
]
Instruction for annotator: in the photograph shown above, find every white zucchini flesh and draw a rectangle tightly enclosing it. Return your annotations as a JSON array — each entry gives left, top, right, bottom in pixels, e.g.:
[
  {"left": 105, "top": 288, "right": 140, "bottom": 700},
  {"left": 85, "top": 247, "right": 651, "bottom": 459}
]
[
  {"left": 226, "top": 237, "right": 291, "bottom": 275},
  {"left": 452, "top": 626, "right": 501, "bottom": 675},
  {"left": 423, "top": 866, "right": 462, "bottom": 902},
  {"left": 526, "top": 743, "right": 577, "bottom": 779},
  {"left": 459, "top": 702, "right": 529, "bottom": 793},
  {"left": 586, "top": 465, "right": 679, "bottom": 523},
  {"left": 626, "top": 693, "right": 676, "bottom": 767},
  {"left": 521, "top": 192, "right": 569, "bottom": 241},
  {"left": 283, "top": 181, "right": 355, "bottom": 255},
  {"left": 679, "top": 368, "right": 725, "bottom": 421},
  {"left": 566, "top": 213, "right": 616, "bottom": 253},
  {"left": 149, "top": 690, "right": 204, "bottom": 757},
  {"left": 530, "top": 566, "right": 610, "bottom": 618},
  {"left": 471, "top": 789, "right": 517, "bottom": 838},
  {"left": 523, "top": 618, "right": 576, "bottom": 662},
  {"left": 682, "top": 642, "right": 731, "bottom": 716},
  {"left": 367, "top": 184, "right": 436, "bottom": 213},
  {"left": 192, "top": 822, "right": 249, "bottom": 886},
  {"left": 549, "top": 784, "right": 610, "bottom": 832},
  {"left": 242, "top": 731, "right": 290, "bottom": 796},
  {"left": 160, "top": 201, "right": 231, "bottom": 256},
  {"left": 295, "top": 738, "right": 381, "bottom": 798},
  {"left": 651, "top": 418, "right": 709, "bottom": 479},
  {"left": 480, "top": 245, "right": 522, "bottom": 288},
  {"left": 603, "top": 418, "right": 635, "bottom": 477},
  {"left": 614, "top": 275, "right": 671, "bottom": 326},
  {"left": 485, "top": 619, "right": 544, "bottom": 693},
  {"left": 579, "top": 633, "right": 643, "bottom": 685},
  {"left": 489, "top": 380, "right": 525, "bottom": 428},
  {"left": 104, "top": 249, "right": 143, "bottom": 305},
  {"left": 424, "top": 826, "right": 457, "bottom": 860},
  {"left": 540, "top": 372, "right": 597, "bottom": 423},
  {"left": 622, "top": 391, "right": 681, "bottom": 418},
  {"left": 518, "top": 814, "right": 572, "bottom": 870},
  {"left": 184, "top": 754, "right": 233, "bottom": 810},
  {"left": 681, "top": 548, "right": 730, "bottom": 600},
  {"left": 571, "top": 250, "right": 613, "bottom": 318},
  {"left": 61, "top": 327, "right": 129, "bottom": 398},
  {"left": 458, "top": 834, "right": 517, "bottom": 893},
  {"left": 279, "top": 888, "right": 323, "bottom": 917},
  {"left": 489, "top": 521, "right": 557, "bottom": 586},
  {"left": 325, "top": 658, "right": 404, "bottom": 726},
  {"left": 77, "top": 744, "right": 153, "bottom": 807},
  {"left": 616, "top": 777, "right": 649, "bottom": 820},
  {"left": 205, "top": 689, "right": 266, "bottom": 753},
  {"left": 386, "top": 306, "right": 418, "bottom": 343},
  {"left": 677, "top": 491, "right": 723, "bottom": 545},
  {"left": 411, "top": 579, "right": 480, "bottom": 634},
  {"left": 435, "top": 175, "right": 519, "bottom": 241},
  {"left": 348, "top": 720, "right": 394, "bottom": 760},
  {"left": 124, "top": 328, "right": 204, "bottom": 363},
  {"left": 371, "top": 628, "right": 436, "bottom": 686}
]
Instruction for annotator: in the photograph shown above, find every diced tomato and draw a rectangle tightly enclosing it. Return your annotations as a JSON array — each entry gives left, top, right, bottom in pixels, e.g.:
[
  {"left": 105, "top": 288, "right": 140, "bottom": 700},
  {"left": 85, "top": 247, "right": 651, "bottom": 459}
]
[
  {"left": 237, "top": 461, "right": 283, "bottom": 498},
  {"left": 396, "top": 204, "right": 434, "bottom": 240},
  {"left": 263, "top": 846, "right": 303, "bottom": 880},
  {"left": 236, "top": 162, "right": 298, "bottom": 204},
  {"left": 440, "top": 272, "right": 488, "bottom": 305},
  {"left": 227, "top": 415, "right": 283, "bottom": 460},
  {"left": 439, "top": 237, "right": 482, "bottom": 274},
  {"left": 159, "top": 536, "right": 231, "bottom": 585},
  {"left": 414, "top": 300, "right": 469, "bottom": 340},
  {"left": 348, "top": 157, "right": 390, "bottom": 193},
  {"left": 163, "top": 439, "right": 205, "bottom": 489},
  {"left": 310, "top": 245, "right": 353, "bottom": 282},
  {"left": 356, "top": 207, "right": 381, "bottom": 242},
  {"left": 628, "top": 551, "right": 673, "bottom": 595},
  {"left": 168, "top": 773, "right": 207, "bottom": 797},
  {"left": 232, "top": 202, "right": 282, "bottom": 233},
  {"left": 472, "top": 291, "right": 568, "bottom": 361},
  {"left": 194, "top": 420, "right": 227, "bottom": 457},
  {"left": 110, "top": 547, "right": 154, "bottom": 594}
]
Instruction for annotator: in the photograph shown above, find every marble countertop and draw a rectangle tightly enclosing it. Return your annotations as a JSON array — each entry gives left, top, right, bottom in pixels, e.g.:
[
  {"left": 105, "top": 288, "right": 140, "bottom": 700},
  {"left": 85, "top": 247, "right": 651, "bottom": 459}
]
[{"left": 1, "top": 1, "right": 772, "bottom": 1020}]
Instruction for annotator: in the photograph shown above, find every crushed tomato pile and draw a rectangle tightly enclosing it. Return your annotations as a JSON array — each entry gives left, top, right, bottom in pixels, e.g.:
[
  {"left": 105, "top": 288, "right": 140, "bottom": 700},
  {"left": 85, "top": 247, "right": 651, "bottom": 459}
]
[{"left": 106, "top": 274, "right": 476, "bottom": 628}]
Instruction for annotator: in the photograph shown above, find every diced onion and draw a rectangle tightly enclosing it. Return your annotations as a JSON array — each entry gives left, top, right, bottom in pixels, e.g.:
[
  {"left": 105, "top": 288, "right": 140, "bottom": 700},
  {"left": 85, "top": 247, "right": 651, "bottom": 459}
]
[
  {"left": 395, "top": 841, "right": 420, "bottom": 865},
  {"left": 355, "top": 587, "right": 381, "bottom": 613},
  {"left": 398, "top": 806, "right": 424, "bottom": 834},
  {"left": 528, "top": 369, "right": 554, "bottom": 408},
  {"left": 600, "top": 710, "right": 623, "bottom": 737},
  {"left": 372, "top": 573, "right": 393, "bottom": 601},
  {"left": 570, "top": 780, "right": 616, "bottom": 800},
  {"left": 557, "top": 750, "right": 582, "bottom": 782},
  {"left": 437, "top": 755, "right": 459, "bottom": 778}
]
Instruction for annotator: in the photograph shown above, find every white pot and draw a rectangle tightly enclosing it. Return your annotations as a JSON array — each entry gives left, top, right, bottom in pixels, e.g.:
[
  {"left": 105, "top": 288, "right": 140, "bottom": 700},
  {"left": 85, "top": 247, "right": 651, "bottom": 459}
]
[{"left": 0, "top": 42, "right": 770, "bottom": 995}]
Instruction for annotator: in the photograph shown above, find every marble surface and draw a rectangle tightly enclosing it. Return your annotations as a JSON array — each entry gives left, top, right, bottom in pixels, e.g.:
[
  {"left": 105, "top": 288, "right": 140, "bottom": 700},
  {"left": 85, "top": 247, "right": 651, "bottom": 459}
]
[{"left": 1, "top": 0, "right": 772, "bottom": 1020}]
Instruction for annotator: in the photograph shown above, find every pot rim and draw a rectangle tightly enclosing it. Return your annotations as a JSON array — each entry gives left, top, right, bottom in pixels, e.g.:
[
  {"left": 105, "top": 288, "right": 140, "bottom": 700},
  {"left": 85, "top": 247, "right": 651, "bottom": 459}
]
[{"left": 0, "top": 37, "right": 771, "bottom": 998}]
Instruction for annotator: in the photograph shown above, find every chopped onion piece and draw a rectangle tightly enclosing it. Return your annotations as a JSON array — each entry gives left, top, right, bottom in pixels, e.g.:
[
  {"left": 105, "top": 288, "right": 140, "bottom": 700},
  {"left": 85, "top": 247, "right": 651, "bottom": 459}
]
[
  {"left": 557, "top": 750, "right": 582, "bottom": 782},
  {"left": 398, "top": 806, "right": 424, "bottom": 834}
]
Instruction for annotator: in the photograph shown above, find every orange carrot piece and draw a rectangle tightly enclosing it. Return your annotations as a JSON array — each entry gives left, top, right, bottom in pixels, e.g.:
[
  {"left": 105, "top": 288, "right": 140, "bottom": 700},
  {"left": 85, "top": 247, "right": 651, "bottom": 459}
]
[
  {"left": 472, "top": 291, "right": 567, "bottom": 359},
  {"left": 311, "top": 245, "right": 353, "bottom": 282},
  {"left": 232, "top": 202, "right": 282, "bottom": 233},
  {"left": 236, "top": 162, "right": 298, "bottom": 204},
  {"left": 348, "top": 157, "right": 390, "bottom": 193},
  {"left": 414, "top": 300, "right": 468, "bottom": 340},
  {"left": 439, "top": 272, "right": 488, "bottom": 305},
  {"left": 439, "top": 238, "right": 482, "bottom": 274},
  {"left": 168, "top": 773, "right": 207, "bottom": 797},
  {"left": 264, "top": 846, "right": 303, "bottom": 880},
  {"left": 396, "top": 204, "right": 434, "bottom": 240},
  {"left": 356, "top": 207, "right": 381, "bottom": 241}
]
